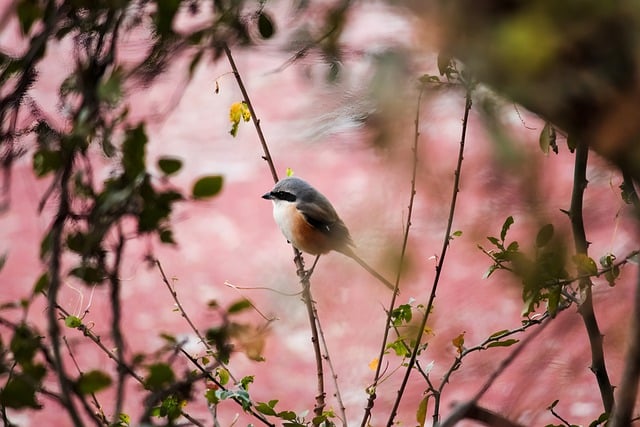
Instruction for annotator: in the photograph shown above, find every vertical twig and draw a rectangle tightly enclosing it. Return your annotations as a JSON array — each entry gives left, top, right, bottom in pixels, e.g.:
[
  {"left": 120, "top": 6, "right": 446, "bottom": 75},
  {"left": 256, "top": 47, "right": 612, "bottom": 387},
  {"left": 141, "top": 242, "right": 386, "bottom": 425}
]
[
  {"left": 301, "top": 278, "right": 327, "bottom": 419},
  {"left": 311, "top": 295, "right": 348, "bottom": 426},
  {"left": 222, "top": 42, "right": 327, "bottom": 419},
  {"left": 360, "top": 83, "right": 425, "bottom": 427},
  {"left": 222, "top": 42, "right": 279, "bottom": 184},
  {"left": 385, "top": 89, "right": 472, "bottom": 427},
  {"left": 569, "top": 138, "right": 614, "bottom": 413}
]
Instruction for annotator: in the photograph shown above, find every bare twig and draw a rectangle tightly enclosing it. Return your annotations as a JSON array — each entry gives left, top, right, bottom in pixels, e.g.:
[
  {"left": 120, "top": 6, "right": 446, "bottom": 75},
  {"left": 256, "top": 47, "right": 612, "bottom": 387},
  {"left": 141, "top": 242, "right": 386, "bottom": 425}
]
[
  {"left": 222, "top": 42, "right": 279, "bottom": 183},
  {"left": 439, "top": 318, "right": 550, "bottom": 427},
  {"left": 310, "top": 292, "right": 347, "bottom": 426},
  {"left": 63, "top": 336, "right": 109, "bottom": 426},
  {"left": 301, "top": 277, "right": 327, "bottom": 418},
  {"left": 361, "top": 82, "right": 425, "bottom": 427},
  {"left": 177, "top": 347, "right": 276, "bottom": 427},
  {"left": 385, "top": 87, "right": 472, "bottom": 427}
]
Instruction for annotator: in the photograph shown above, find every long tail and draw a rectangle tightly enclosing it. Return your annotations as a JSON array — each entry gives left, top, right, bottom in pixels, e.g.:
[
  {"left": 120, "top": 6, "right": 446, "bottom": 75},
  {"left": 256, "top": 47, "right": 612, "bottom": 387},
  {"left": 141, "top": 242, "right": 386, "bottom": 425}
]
[{"left": 340, "top": 248, "right": 397, "bottom": 292}]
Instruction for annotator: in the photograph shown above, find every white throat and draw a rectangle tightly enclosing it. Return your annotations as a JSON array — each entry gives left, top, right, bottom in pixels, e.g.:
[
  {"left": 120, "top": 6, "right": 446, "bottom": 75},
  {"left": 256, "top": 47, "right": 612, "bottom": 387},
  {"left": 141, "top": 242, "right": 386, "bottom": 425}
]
[{"left": 271, "top": 199, "right": 297, "bottom": 244}]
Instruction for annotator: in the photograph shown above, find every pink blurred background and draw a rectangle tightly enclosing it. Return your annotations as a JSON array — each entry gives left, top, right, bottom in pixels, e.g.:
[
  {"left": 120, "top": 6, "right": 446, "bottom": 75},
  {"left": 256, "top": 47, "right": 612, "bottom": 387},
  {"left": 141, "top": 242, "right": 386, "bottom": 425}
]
[{"left": 1, "top": 2, "right": 638, "bottom": 426}]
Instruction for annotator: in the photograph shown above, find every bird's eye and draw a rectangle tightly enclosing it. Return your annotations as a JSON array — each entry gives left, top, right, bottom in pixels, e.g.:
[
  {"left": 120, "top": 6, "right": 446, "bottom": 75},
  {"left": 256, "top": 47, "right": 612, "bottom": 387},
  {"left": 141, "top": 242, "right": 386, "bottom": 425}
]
[{"left": 275, "top": 191, "right": 296, "bottom": 202}]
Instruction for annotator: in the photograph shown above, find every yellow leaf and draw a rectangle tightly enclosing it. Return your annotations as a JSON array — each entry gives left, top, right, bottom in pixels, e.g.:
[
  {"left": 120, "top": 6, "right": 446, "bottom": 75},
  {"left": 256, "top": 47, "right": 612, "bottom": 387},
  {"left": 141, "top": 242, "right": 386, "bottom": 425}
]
[
  {"left": 452, "top": 331, "right": 465, "bottom": 354},
  {"left": 368, "top": 358, "right": 379, "bottom": 371}
]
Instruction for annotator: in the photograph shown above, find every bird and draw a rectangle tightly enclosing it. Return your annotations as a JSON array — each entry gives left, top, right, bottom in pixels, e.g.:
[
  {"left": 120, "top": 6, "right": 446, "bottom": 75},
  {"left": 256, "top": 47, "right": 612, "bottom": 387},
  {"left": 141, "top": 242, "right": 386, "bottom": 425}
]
[{"left": 262, "top": 176, "right": 395, "bottom": 291}]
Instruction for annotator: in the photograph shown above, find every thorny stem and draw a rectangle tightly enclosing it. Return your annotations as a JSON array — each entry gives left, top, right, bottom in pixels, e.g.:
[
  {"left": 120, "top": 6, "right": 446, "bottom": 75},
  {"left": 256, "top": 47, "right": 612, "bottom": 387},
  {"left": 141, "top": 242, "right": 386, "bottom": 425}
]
[
  {"left": 385, "top": 89, "right": 472, "bottom": 427},
  {"left": 570, "top": 138, "right": 614, "bottom": 413},
  {"left": 361, "top": 83, "right": 425, "bottom": 427}
]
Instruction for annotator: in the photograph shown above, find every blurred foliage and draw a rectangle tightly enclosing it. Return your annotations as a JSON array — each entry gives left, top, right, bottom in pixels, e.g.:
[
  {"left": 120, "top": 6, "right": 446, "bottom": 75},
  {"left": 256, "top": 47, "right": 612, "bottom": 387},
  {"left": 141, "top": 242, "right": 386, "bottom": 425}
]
[{"left": 0, "top": 0, "right": 639, "bottom": 426}]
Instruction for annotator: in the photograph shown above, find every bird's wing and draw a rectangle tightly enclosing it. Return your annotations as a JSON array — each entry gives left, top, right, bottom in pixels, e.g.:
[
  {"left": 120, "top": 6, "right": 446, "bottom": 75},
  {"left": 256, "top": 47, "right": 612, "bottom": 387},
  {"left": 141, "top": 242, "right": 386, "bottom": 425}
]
[{"left": 296, "top": 200, "right": 354, "bottom": 246}]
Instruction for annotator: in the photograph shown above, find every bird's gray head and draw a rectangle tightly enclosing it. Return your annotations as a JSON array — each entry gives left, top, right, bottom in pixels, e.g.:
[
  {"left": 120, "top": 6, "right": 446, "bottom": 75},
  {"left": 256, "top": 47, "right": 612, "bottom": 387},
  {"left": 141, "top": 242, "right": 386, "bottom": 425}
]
[{"left": 261, "top": 176, "right": 318, "bottom": 203}]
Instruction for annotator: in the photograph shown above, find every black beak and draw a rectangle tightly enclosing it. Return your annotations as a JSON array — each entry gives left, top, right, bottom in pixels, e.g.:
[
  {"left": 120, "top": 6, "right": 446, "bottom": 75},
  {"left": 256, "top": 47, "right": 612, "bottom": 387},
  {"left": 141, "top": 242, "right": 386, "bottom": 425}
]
[{"left": 262, "top": 192, "right": 273, "bottom": 200}]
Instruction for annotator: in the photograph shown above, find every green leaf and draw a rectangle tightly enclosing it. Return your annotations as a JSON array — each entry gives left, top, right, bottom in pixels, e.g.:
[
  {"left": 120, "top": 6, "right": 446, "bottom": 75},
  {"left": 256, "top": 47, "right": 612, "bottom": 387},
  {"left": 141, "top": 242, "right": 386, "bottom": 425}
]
[
  {"left": 573, "top": 254, "right": 598, "bottom": 276},
  {"left": 500, "top": 216, "right": 514, "bottom": 242},
  {"left": 65, "top": 315, "right": 82, "bottom": 328},
  {"left": 488, "top": 329, "right": 510, "bottom": 339},
  {"left": 76, "top": 370, "right": 112, "bottom": 394},
  {"left": 486, "top": 236, "right": 500, "bottom": 246},
  {"left": 228, "top": 298, "right": 252, "bottom": 314},
  {"left": 11, "top": 324, "right": 40, "bottom": 365},
  {"left": 16, "top": 0, "right": 42, "bottom": 35},
  {"left": 33, "top": 149, "right": 61, "bottom": 177},
  {"left": 69, "top": 265, "right": 104, "bottom": 285},
  {"left": 145, "top": 363, "right": 175, "bottom": 391},
  {"left": 240, "top": 375, "right": 254, "bottom": 390},
  {"left": 158, "top": 157, "right": 183, "bottom": 176},
  {"left": 33, "top": 272, "right": 49, "bottom": 294},
  {"left": 0, "top": 374, "right": 41, "bottom": 408},
  {"left": 277, "top": 410, "right": 297, "bottom": 421},
  {"left": 257, "top": 11, "right": 275, "bottom": 39},
  {"left": 506, "top": 241, "right": 520, "bottom": 252},
  {"left": 486, "top": 338, "right": 519, "bottom": 348},
  {"left": 217, "top": 367, "right": 230, "bottom": 386},
  {"left": 159, "top": 228, "right": 176, "bottom": 244},
  {"left": 122, "top": 125, "right": 148, "bottom": 180},
  {"left": 547, "top": 286, "right": 561, "bottom": 317},
  {"left": 483, "top": 264, "right": 498, "bottom": 279},
  {"left": 386, "top": 339, "right": 410, "bottom": 357},
  {"left": 256, "top": 402, "right": 277, "bottom": 416},
  {"left": 536, "top": 224, "right": 554, "bottom": 247},
  {"left": 539, "top": 122, "right": 557, "bottom": 155},
  {"left": 98, "top": 69, "right": 123, "bottom": 105},
  {"left": 155, "top": 0, "right": 181, "bottom": 34},
  {"left": 192, "top": 175, "right": 224, "bottom": 199}
]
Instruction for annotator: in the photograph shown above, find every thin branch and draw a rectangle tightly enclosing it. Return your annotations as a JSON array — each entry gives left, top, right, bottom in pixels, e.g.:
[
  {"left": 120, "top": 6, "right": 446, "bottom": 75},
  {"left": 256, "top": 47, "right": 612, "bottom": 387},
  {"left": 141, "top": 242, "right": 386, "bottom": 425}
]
[
  {"left": 361, "top": 82, "right": 425, "bottom": 427},
  {"left": 301, "top": 277, "right": 327, "bottom": 418},
  {"left": 62, "top": 336, "right": 109, "bottom": 426},
  {"left": 569, "top": 138, "right": 614, "bottom": 413},
  {"left": 311, "top": 292, "right": 347, "bottom": 426},
  {"left": 177, "top": 347, "right": 276, "bottom": 427},
  {"left": 222, "top": 41, "right": 328, "bottom": 418},
  {"left": 222, "top": 42, "right": 278, "bottom": 183},
  {"left": 155, "top": 259, "right": 239, "bottom": 383},
  {"left": 385, "top": 87, "right": 472, "bottom": 427},
  {"left": 439, "top": 318, "right": 550, "bottom": 427}
]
